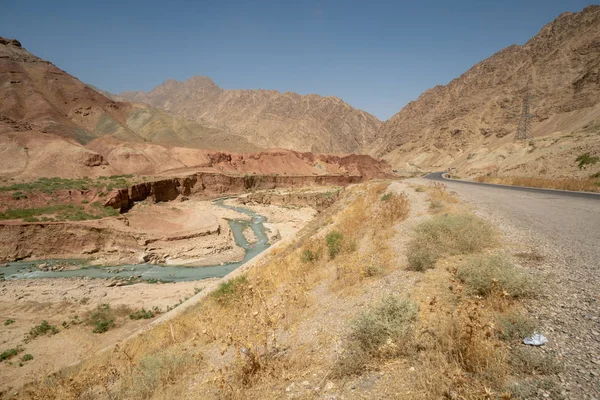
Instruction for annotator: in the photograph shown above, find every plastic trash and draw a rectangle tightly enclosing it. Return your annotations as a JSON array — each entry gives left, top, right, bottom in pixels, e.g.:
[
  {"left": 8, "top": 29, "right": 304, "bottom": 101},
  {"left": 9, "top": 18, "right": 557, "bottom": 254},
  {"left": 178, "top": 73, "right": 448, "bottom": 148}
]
[{"left": 523, "top": 333, "right": 548, "bottom": 346}]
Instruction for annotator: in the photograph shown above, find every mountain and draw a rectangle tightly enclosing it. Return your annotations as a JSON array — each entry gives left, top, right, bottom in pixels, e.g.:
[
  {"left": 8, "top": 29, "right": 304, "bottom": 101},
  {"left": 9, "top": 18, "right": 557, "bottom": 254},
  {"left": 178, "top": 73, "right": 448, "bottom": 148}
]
[
  {"left": 372, "top": 6, "right": 600, "bottom": 178},
  {"left": 0, "top": 37, "right": 259, "bottom": 152},
  {"left": 118, "top": 77, "right": 382, "bottom": 153},
  {"left": 0, "top": 38, "right": 389, "bottom": 180}
]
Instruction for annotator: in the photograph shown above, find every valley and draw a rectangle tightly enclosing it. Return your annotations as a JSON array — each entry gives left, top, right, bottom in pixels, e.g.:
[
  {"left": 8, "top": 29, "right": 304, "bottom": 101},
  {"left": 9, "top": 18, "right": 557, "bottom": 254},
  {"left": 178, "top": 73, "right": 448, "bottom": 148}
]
[{"left": 1, "top": 4, "right": 599, "bottom": 399}]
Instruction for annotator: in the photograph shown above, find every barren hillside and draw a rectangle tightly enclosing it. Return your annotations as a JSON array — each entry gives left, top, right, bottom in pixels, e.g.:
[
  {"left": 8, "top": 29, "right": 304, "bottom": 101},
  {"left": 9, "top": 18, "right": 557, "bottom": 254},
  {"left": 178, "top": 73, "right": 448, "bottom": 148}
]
[
  {"left": 372, "top": 6, "right": 600, "bottom": 180},
  {"left": 0, "top": 37, "right": 259, "bottom": 152},
  {"left": 118, "top": 77, "right": 382, "bottom": 153}
]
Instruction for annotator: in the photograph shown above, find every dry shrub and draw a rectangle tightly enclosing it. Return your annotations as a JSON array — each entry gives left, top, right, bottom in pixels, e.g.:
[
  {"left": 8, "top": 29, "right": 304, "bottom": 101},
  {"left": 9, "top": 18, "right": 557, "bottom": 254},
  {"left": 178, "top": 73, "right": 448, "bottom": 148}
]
[
  {"left": 415, "top": 297, "right": 510, "bottom": 397},
  {"left": 376, "top": 192, "right": 410, "bottom": 227},
  {"left": 509, "top": 347, "right": 561, "bottom": 375},
  {"left": 496, "top": 310, "right": 537, "bottom": 341},
  {"left": 476, "top": 175, "right": 600, "bottom": 193},
  {"left": 407, "top": 214, "right": 496, "bottom": 271},
  {"left": 457, "top": 255, "right": 534, "bottom": 299},
  {"left": 428, "top": 182, "right": 459, "bottom": 204},
  {"left": 334, "top": 295, "right": 418, "bottom": 377},
  {"left": 120, "top": 348, "right": 196, "bottom": 399}
]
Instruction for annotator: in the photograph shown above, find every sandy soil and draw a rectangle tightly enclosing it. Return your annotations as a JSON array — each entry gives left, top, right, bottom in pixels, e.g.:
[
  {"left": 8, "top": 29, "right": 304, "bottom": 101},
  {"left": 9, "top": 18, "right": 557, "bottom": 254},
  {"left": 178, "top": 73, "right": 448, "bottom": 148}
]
[
  {"left": 0, "top": 277, "right": 216, "bottom": 394},
  {"left": 224, "top": 198, "right": 317, "bottom": 239}
]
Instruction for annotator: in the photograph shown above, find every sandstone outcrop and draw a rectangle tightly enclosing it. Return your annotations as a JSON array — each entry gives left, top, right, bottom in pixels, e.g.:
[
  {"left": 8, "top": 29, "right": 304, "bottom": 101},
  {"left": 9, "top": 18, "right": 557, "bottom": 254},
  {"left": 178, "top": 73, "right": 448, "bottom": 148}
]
[{"left": 103, "top": 172, "right": 370, "bottom": 212}]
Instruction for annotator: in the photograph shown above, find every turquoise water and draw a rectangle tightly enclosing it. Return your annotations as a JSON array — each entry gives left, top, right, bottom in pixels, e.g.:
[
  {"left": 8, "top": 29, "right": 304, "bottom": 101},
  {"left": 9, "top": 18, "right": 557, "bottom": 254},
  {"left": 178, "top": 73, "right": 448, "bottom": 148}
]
[{"left": 1, "top": 199, "right": 270, "bottom": 282}]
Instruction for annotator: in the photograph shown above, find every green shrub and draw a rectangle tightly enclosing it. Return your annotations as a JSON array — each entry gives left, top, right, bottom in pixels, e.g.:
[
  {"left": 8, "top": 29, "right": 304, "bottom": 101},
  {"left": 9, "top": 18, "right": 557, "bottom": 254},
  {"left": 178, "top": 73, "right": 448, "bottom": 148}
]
[
  {"left": 326, "top": 231, "right": 344, "bottom": 259},
  {"left": 88, "top": 304, "right": 115, "bottom": 333},
  {"left": 210, "top": 275, "right": 248, "bottom": 306},
  {"left": 1, "top": 346, "right": 23, "bottom": 362},
  {"left": 300, "top": 249, "right": 318, "bottom": 263},
  {"left": 4, "top": 319, "right": 15, "bottom": 326},
  {"left": 335, "top": 296, "right": 418, "bottom": 376},
  {"left": 407, "top": 214, "right": 496, "bottom": 271},
  {"left": 130, "top": 308, "right": 155, "bottom": 320},
  {"left": 576, "top": 152, "right": 599, "bottom": 169},
  {"left": 457, "top": 255, "right": 534, "bottom": 298},
  {"left": 11, "top": 191, "right": 27, "bottom": 200},
  {"left": 20, "top": 353, "right": 34, "bottom": 362},
  {"left": 380, "top": 192, "right": 392, "bottom": 201},
  {"left": 27, "top": 320, "right": 58, "bottom": 340}
]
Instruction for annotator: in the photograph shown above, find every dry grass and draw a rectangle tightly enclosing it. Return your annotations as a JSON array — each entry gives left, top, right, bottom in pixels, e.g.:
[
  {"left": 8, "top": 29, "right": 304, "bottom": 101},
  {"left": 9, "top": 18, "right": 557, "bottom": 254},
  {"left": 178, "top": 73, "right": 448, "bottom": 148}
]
[
  {"left": 407, "top": 214, "right": 497, "bottom": 271},
  {"left": 457, "top": 254, "right": 535, "bottom": 299},
  {"left": 476, "top": 175, "right": 600, "bottom": 193},
  {"left": 334, "top": 295, "right": 418, "bottom": 377}
]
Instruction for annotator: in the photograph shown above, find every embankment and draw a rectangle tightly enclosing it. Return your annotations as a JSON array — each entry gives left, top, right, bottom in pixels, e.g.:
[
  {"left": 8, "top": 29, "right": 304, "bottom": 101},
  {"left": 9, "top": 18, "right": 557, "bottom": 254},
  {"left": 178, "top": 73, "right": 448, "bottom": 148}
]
[
  {"left": 104, "top": 172, "right": 364, "bottom": 212},
  {"left": 0, "top": 221, "right": 142, "bottom": 262}
]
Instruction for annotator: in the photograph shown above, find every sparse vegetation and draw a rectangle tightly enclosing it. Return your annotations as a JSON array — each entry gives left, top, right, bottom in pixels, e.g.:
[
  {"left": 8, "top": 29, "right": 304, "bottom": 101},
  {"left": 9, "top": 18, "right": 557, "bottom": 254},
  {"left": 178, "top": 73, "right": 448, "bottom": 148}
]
[
  {"left": 335, "top": 295, "right": 418, "bottom": 376},
  {"left": 380, "top": 192, "right": 392, "bottom": 201},
  {"left": 87, "top": 304, "right": 116, "bottom": 333},
  {"left": 300, "top": 249, "right": 318, "bottom": 263},
  {"left": 11, "top": 191, "right": 27, "bottom": 200},
  {"left": 0, "top": 175, "right": 134, "bottom": 194},
  {"left": 0, "top": 203, "right": 119, "bottom": 221},
  {"left": 325, "top": 230, "right": 344, "bottom": 259},
  {"left": 407, "top": 214, "right": 496, "bottom": 271},
  {"left": 476, "top": 175, "right": 600, "bottom": 193},
  {"left": 210, "top": 275, "right": 248, "bottom": 306},
  {"left": 1, "top": 346, "right": 24, "bottom": 362},
  {"left": 576, "top": 152, "right": 599, "bottom": 169},
  {"left": 509, "top": 347, "right": 561, "bottom": 375},
  {"left": 119, "top": 349, "right": 194, "bottom": 399},
  {"left": 457, "top": 254, "right": 534, "bottom": 298},
  {"left": 4, "top": 318, "right": 15, "bottom": 326},
  {"left": 130, "top": 308, "right": 156, "bottom": 320},
  {"left": 27, "top": 320, "right": 58, "bottom": 340},
  {"left": 497, "top": 310, "right": 537, "bottom": 341},
  {"left": 20, "top": 354, "right": 34, "bottom": 362}
]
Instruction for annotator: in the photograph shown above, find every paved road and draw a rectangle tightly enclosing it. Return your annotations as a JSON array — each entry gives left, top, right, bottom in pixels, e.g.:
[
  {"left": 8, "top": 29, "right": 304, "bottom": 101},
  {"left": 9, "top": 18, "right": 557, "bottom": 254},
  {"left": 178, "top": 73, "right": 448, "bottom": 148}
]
[{"left": 417, "top": 173, "right": 600, "bottom": 398}]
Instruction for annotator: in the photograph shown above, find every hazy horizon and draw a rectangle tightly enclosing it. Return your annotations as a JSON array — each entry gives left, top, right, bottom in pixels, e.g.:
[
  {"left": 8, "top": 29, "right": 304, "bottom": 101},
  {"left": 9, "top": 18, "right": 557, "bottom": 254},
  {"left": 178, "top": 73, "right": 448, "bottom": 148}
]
[{"left": 1, "top": 0, "right": 593, "bottom": 120}]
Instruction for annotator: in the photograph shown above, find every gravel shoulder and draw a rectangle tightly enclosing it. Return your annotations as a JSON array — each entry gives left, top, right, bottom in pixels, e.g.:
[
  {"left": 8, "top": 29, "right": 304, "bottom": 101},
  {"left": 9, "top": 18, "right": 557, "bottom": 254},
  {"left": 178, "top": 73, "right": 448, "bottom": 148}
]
[{"left": 416, "top": 177, "right": 600, "bottom": 399}]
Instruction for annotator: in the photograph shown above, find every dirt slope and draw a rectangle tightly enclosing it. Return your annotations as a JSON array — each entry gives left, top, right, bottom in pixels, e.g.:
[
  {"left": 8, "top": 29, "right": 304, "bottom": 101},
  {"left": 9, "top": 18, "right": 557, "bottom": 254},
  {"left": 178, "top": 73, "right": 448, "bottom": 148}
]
[
  {"left": 118, "top": 76, "right": 382, "bottom": 153},
  {"left": 372, "top": 6, "right": 600, "bottom": 179}
]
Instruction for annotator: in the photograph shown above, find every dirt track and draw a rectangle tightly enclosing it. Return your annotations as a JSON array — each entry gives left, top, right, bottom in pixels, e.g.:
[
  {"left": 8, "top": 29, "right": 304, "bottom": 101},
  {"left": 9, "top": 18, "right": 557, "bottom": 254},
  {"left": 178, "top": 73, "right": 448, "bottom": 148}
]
[{"left": 416, "top": 176, "right": 600, "bottom": 399}]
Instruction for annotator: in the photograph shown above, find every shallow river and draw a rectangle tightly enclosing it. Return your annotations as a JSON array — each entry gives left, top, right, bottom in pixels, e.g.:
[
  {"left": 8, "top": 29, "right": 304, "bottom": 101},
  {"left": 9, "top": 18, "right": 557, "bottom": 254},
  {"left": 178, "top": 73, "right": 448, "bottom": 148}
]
[{"left": 1, "top": 199, "right": 270, "bottom": 282}]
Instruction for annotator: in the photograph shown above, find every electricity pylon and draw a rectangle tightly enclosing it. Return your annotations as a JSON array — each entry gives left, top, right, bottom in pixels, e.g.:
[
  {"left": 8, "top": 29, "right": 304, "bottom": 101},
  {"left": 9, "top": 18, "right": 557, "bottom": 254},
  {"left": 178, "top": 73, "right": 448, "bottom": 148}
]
[{"left": 515, "top": 81, "right": 534, "bottom": 142}]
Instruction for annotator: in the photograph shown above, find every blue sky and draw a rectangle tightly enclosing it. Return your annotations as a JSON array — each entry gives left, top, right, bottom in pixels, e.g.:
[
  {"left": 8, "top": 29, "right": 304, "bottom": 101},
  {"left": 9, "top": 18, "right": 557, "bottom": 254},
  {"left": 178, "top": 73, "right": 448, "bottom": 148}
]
[{"left": 1, "top": 0, "right": 593, "bottom": 120}]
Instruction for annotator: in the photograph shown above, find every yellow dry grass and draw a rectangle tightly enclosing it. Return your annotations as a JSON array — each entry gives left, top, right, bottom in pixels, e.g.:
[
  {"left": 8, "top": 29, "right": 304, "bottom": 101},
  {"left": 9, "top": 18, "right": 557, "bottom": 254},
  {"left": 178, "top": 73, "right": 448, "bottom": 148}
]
[{"left": 476, "top": 175, "right": 600, "bottom": 193}]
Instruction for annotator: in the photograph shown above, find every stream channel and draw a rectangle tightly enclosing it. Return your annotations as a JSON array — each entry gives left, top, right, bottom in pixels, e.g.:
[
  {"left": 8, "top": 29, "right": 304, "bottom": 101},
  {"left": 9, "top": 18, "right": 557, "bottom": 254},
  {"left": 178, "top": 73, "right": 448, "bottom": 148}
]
[{"left": 1, "top": 199, "right": 270, "bottom": 282}]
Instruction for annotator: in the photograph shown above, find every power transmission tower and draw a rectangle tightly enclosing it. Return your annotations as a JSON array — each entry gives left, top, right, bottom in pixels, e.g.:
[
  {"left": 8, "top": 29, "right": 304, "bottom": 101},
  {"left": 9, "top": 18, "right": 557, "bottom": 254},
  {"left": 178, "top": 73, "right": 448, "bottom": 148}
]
[{"left": 515, "top": 81, "right": 534, "bottom": 142}]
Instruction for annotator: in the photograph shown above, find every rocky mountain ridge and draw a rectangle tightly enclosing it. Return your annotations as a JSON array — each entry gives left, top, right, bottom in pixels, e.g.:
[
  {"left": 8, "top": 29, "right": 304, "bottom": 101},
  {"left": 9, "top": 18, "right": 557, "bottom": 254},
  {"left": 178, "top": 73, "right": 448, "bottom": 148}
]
[
  {"left": 370, "top": 5, "right": 600, "bottom": 178},
  {"left": 118, "top": 77, "right": 382, "bottom": 154}
]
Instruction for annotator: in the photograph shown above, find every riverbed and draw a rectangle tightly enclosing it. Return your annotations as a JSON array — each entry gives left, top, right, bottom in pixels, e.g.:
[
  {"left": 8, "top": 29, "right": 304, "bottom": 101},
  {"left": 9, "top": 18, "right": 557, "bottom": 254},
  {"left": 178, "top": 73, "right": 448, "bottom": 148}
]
[{"left": 1, "top": 199, "right": 270, "bottom": 282}]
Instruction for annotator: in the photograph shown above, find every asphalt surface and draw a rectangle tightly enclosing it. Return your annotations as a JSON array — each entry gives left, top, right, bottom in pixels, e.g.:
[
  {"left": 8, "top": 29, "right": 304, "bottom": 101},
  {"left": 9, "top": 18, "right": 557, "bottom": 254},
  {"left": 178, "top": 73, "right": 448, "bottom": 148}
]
[{"left": 419, "top": 173, "right": 600, "bottom": 398}]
